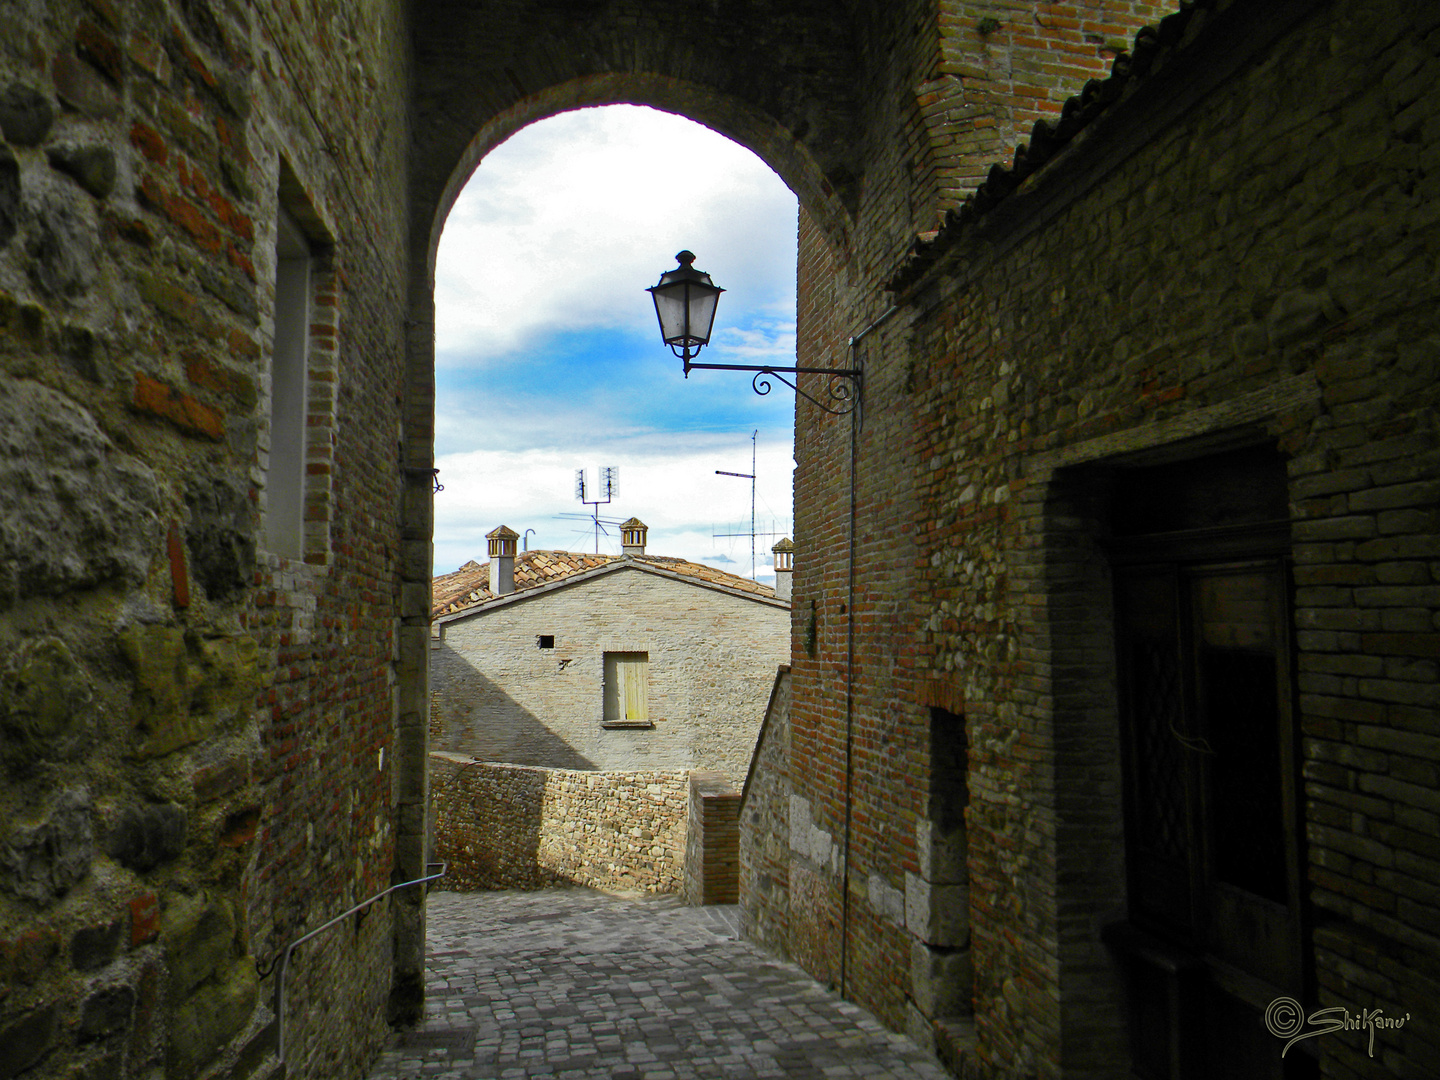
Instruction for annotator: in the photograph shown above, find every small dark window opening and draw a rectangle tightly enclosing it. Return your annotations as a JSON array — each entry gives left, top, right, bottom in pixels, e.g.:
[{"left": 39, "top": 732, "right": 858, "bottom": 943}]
[
  {"left": 537, "top": 635, "right": 555, "bottom": 649},
  {"left": 929, "top": 706, "right": 968, "bottom": 833}
]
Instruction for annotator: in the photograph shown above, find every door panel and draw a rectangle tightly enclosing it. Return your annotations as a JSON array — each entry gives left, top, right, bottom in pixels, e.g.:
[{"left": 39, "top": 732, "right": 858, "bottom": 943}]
[
  {"left": 1117, "top": 570, "right": 1197, "bottom": 938},
  {"left": 1113, "top": 557, "right": 1305, "bottom": 1078}
]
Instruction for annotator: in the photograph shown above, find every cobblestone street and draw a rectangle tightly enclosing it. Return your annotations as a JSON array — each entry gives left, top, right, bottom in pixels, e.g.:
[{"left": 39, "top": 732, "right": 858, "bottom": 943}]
[{"left": 368, "top": 889, "right": 948, "bottom": 1079}]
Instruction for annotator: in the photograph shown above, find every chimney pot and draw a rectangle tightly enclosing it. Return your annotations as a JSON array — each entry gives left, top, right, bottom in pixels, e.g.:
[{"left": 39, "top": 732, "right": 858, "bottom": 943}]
[
  {"left": 620, "top": 517, "right": 648, "bottom": 556},
  {"left": 771, "top": 537, "right": 794, "bottom": 602},
  {"left": 486, "top": 525, "right": 519, "bottom": 596}
]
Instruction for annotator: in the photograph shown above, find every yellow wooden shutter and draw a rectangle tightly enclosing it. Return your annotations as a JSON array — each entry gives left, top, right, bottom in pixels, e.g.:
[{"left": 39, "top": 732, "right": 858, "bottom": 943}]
[{"left": 621, "top": 655, "right": 648, "bottom": 720}]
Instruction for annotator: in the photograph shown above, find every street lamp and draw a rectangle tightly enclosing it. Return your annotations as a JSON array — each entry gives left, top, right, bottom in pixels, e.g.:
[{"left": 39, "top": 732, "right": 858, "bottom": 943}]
[
  {"left": 650, "top": 251, "right": 898, "bottom": 1000},
  {"left": 647, "top": 250, "right": 724, "bottom": 372},
  {"left": 647, "top": 251, "right": 863, "bottom": 415}
]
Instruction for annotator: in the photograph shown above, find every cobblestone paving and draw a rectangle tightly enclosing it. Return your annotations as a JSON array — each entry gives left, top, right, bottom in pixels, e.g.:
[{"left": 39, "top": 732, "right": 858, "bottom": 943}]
[{"left": 368, "top": 888, "right": 948, "bottom": 1079}]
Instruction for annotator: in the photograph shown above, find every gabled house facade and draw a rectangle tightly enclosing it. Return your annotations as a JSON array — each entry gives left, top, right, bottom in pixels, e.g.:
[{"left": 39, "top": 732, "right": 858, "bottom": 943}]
[{"left": 431, "top": 521, "right": 791, "bottom": 786}]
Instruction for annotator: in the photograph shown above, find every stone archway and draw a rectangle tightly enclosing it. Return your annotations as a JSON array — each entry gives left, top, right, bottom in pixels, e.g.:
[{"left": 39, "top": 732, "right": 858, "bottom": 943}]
[{"left": 391, "top": 7, "right": 871, "bottom": 1013}]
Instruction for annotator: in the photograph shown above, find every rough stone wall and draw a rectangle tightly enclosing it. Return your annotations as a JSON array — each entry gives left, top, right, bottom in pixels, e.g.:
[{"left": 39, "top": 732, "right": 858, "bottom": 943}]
[
  {"left": 430, "top": 754, "right": 688, "bottom": 894},
  {"left": 738, "top": 667, "right": 791, "bottom": 960},
  {"left": 432, "top": 568, "right": 789, "bottom": 787},
  {"left": 0, "top": 0, "right": 412, "bottom": 1077},
  {"left": 780, "top": 2, "right": 1440, "bottom": 1078}
]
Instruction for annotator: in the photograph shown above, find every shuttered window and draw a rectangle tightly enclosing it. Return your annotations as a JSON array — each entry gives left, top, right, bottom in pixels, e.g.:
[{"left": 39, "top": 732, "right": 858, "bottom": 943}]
[{"left": 602, "top": 651, "right": 650, "bottom": 727}]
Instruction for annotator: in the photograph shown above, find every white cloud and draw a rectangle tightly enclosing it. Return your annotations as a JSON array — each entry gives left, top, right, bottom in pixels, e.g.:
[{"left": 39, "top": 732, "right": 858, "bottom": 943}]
[
  {"left": 431, "top": 104, "right": 799, "bottom": 581},
  {"left": 433, "top": 436, "right": 796, "bottom": 576},
  {"left": 435, "top": 105, "right": 797, "bottom": 365}
]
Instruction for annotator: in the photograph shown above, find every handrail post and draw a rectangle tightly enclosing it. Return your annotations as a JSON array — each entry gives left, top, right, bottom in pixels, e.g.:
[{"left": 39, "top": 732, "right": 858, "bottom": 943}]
[{"left": 267, "top": 862, "right": 446, "bottom": 1068}]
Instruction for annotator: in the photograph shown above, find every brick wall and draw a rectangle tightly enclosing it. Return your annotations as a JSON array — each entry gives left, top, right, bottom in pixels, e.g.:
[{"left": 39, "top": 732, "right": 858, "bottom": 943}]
[
  {"left": 9, "top": 0, "right": 1436, "bottom": 1077},
  {"left": 778, "top": 2, "right": 1440, "bottom": 1077},
  {"left": 0, "top": 0, "right": 411, "bottom": 1076},
  {"left": 785, "top": 4, "right": 1177, "bottom": 1051},
  {"left": 738, "top": 667, "right": 792, "bottom": 959},
  {"left": 683, "top": 772, "right": 741, "bottom": 906},
  {"left": 432, "top": 567, "right": 789, "bottom": 787},
  {"left": 431, "top": 754, "right": 689, "bottom": 894}
]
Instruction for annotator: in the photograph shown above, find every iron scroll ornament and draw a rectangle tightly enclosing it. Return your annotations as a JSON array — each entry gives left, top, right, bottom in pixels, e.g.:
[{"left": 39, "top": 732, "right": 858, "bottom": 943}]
[{"left": 683, "top": 360, "right": 863, "bottom": 417}]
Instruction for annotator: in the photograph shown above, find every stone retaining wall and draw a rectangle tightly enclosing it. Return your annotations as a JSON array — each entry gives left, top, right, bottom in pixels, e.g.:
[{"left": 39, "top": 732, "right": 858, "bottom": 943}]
[{"left": 431, "top": 753, "right": 688, "bottom": 893}]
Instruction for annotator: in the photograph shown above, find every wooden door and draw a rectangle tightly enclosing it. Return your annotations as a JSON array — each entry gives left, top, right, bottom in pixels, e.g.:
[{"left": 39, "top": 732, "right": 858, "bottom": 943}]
[{"left": 1106, "top": 446, "right": 1312, "bottom": 1080}]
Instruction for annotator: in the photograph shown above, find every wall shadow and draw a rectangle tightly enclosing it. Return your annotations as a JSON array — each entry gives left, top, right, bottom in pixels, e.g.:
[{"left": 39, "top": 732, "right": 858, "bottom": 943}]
[
  {"left": 430, "top": 756, "right": 583, "bottom": 891},
  {"left": 433, "top": 652, "right": 594, "bottom": 771}
]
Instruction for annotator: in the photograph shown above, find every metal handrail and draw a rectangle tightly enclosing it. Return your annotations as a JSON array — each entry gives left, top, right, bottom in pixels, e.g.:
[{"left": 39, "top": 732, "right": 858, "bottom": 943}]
[{"left": 262, "top": 861, "right": 446, "bottom": 1065}]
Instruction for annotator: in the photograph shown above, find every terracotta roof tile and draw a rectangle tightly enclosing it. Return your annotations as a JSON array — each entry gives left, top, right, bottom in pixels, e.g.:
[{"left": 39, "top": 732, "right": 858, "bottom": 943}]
[{"left": 432, "top": 549, "right": 779, "bottom": 618}]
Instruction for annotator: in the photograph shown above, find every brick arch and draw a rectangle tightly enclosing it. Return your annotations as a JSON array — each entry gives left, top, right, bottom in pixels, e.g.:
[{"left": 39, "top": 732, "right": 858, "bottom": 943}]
[
  {"left": 407, "top": 0, "right": 867, "bottom": 272},
  {"left": 419, "top": 73, "right": 856, "bottom": 278},
  {"left": 393, "top": 6, "right": 868, "bottom": 1009}
]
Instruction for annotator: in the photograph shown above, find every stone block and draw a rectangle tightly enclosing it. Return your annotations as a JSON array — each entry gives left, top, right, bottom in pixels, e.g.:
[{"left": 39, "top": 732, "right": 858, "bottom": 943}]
[
  {"left": 0, "top": 147, "right": 16, "bottom": 249},
  {"left": 119, "top": 626, "right": 259, "bottom": 756},
  {"left": 0, "top": 83, "right": 55, "bottom": 145},
  {"left": 916, "top": 817, "right": 968, "bottom": 884},
  {"left": 72, "top": 918, "right": 124, "bottom": 971},
  {"left": 401, "top": 581, "right": 430, "bottom": 621},
  {"left": 910, "top": 938, "right": 973, "bottom": 1017},
  {"left": 198, "top": 262, "right": 257, "bottom": 320},
  {"left": 28, "top": 192, "right": 99, "bottom": 297},
  {"left": 905, "top": 872, "right": 969, "bottom": 947},
  {"left": 184, "top": 478, "right": 256, "bottom": 599},
  {"left": 868, "top": 872, "right": 905, "bottom": 925},
  {"left": 79, "top": 984, "right": 136, "bottom": 1040},
  {"left": 162, "top": 892, "right": 236, "bottom": 996},
  {"left": 905, "top": 1000, "right": 937, "bottom": 1054},
  {"left": 46, "top": 143, "right": 118, "bottom": 198},
  {"left": 108, "top": 801, "right": 188, "bottom": 871},
  {"left": 167, "top": 958, "right": 258, "bottom": 1078},
  {"left": 0, "top": 1004, "right": 57, "bottom": 1078},
  {"left": 119, "top": 625, "right": 199, "bottom": 754},
  {"left": 52, "top": 49, "right": 118, "bottom": 117},
  {"left": 400, "top": 538, "right": 432, "bottom": 581},
  {"left": 0, "top": 378, "right": 160, "bottom": 607},
  {"left": 0, "top": 636, "right": 95, "bottom": 768},
  {"left": 0, "top": 928, "right": 59, "bottom": 984},
  {"left": 74, "top": 18, "right": 123, "bottom": 84},
  {"left": 0, "top": 787, "right": 93, "bottom": 904}
]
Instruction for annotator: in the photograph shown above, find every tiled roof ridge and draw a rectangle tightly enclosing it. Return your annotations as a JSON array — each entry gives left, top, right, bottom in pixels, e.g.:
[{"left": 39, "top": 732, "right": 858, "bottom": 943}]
[
  {"left": 885, "top": 0, "right": 1220, "bottom": 294},
  {"left": 432, "top": 548, "right": 775, "bottom": 617}
]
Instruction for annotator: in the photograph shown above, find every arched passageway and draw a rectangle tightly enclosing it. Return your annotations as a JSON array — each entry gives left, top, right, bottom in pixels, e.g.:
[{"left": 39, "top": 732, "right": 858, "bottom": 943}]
[{"left": 392, "top": 3, "right": 876, "bottom": 1017}]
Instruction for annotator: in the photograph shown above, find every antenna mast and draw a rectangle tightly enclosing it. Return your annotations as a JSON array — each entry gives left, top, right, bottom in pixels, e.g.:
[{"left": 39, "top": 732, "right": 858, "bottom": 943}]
[
  {"left": 714, "top": 430, "right": 759, "bottom": 578},
  {"left": 575, "top": 466, "right": 618, "bottom": 554}
]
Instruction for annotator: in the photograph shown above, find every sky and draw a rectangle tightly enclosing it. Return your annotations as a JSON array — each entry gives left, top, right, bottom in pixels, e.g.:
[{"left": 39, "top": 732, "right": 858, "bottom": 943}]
[{"left": 432, "top": 105, "right": 800, "bottom": 583}]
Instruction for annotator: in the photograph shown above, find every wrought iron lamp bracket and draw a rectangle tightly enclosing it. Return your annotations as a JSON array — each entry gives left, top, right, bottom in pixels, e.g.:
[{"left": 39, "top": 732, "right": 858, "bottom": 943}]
[{"left": 683, "top": 359, "right": 863, "bottom": 417}]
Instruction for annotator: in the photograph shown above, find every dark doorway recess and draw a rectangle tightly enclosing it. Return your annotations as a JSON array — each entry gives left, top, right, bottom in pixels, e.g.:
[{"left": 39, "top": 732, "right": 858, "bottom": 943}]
[{"left": 1103, "top": 444, "right": 1315, "bottom": 1080}]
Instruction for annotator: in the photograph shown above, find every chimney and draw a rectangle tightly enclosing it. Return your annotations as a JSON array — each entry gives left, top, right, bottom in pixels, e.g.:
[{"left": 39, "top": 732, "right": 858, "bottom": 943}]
[
  {"left": 771, "top": 537, "right": 794, "bottom": 601},
  {"left": 620, "top": 517, "right": 648, "bottom": 556},
  {"left": 486, "top": 525, "right": 518, "bottom": 596}
]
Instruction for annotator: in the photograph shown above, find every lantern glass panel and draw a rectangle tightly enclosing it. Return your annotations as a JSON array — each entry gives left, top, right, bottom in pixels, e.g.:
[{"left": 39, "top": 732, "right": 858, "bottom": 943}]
[
  {"left": 688, "top": 287, "right": 719, "bottom": 345},
  {"left": 651, "top": 283, "right": 690, "bottom": 345}
]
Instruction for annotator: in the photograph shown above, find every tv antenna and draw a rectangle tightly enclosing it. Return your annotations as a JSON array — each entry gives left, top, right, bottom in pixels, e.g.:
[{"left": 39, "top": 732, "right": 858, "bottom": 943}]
[
  {"left": 575, "top": 466, "right": 618, "bottom": 554},
  {"left": 714, "top": 431, "right": 758, "bottom": 578}
]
